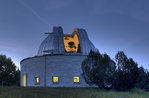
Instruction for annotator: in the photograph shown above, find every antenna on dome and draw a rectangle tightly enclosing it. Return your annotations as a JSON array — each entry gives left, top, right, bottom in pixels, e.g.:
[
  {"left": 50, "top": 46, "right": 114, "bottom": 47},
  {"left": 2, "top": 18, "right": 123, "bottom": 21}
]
[{"left": 44, "top": 32, "right": 53, "bottom": 34}]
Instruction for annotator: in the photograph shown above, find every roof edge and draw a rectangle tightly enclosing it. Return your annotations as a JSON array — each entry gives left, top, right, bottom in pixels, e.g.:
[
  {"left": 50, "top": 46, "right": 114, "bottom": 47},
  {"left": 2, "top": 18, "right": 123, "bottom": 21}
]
[{"left": 20, "top": 53, "right": 87, "bottom": 65}]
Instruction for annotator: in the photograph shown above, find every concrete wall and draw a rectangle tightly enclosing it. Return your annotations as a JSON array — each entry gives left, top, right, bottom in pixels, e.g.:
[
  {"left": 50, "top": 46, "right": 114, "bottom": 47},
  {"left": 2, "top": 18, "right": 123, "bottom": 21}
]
[{"left": 21, "top": 55, "right": 90, "bottom": 87}]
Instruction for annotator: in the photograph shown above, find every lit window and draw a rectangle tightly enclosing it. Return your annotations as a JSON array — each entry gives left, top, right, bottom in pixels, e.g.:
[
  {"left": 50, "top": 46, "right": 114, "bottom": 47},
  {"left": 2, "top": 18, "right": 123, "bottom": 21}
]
[
  {"left": 23, "top": 74, "right": 26, "bottom": 87},
  {"left": 73, "top": 76, "right": 79, "bottom": 83},
  {"left": 35, "top": 77, "right": 39, "bottom": 84},
  {"left": 52, "top": 76, "right": 58, "bottom": 83}
]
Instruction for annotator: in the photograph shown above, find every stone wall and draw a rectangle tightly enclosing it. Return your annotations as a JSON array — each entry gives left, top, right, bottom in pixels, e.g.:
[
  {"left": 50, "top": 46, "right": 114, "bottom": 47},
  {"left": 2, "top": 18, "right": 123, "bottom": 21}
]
[{"left": 21, "top": 55, "right": 90, "bottom": 87}]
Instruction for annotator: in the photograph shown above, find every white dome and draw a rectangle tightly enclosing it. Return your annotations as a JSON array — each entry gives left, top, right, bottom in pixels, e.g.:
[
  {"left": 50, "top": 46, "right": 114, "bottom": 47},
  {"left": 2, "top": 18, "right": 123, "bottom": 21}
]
[{"left": 37, "top": 26, "right": 97, "bottom": 56}]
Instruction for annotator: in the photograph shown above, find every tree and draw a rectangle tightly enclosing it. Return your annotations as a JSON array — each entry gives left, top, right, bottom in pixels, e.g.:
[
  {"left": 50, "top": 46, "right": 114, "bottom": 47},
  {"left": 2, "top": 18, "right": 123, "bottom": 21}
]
[
  {"left": 113, "top": 51, "right": 139, "bottom": 91},
  {"left": 144, "top": 72, "right": 149, "bottom": 91},
  {"left": 0, "top": 54, "right": 20, "bottom": 86},
  {"left": 81, "top": 50, "right": 116, "bottom": 89},
  {"left": 14, "top": 68, "right": 20, "bottom": 86},
  {"left": 135, "top": 66, "right": 149, "bottom": 91},
  {"left": 135, "top": 66, "right": 147, "bottom": 89}
]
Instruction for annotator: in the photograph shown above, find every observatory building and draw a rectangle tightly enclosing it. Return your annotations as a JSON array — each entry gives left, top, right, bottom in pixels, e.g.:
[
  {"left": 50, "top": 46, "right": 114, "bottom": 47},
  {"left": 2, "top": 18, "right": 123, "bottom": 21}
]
[{"left": 20, "top": 26, "right": 97, "bottom": 87}]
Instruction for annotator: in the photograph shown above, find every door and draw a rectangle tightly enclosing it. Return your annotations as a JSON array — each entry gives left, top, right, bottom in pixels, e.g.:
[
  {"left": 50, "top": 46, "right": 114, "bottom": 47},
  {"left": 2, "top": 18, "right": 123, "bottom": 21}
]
[{"left": 22, "top": 74, "right": 26, "bottom": 87}]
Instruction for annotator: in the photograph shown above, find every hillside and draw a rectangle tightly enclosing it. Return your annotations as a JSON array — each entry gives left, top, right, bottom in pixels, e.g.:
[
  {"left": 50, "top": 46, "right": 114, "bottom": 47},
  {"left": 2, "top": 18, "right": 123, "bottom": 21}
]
[{"left": 0, "top": 87, "right": 149, "bottom": 98}]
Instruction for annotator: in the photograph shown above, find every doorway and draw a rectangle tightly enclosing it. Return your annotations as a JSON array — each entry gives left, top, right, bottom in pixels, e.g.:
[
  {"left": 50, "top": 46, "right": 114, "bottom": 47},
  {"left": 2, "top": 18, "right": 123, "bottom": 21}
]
[{"left": 22, "top": 74, "right": 26, "bottom": 87}]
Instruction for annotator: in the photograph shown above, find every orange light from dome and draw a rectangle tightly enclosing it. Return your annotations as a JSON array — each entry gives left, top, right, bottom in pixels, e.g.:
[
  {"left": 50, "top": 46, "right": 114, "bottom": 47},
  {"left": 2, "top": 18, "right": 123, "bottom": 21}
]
[{"left": 64, "top": 30, "right": 80, "bottom": 53}]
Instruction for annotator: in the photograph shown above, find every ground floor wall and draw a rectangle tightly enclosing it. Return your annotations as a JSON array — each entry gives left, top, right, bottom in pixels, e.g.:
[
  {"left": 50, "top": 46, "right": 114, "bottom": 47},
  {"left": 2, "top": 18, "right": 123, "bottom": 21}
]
[{"left": 21, "top": 55, "right": 91, "bottom": 87}]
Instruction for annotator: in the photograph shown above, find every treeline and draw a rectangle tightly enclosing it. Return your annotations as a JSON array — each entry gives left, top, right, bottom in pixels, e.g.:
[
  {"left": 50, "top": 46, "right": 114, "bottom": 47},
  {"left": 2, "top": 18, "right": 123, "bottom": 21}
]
[
  {"left": 0, "top": 55, "right": 20, "bottom": 86},
  {"left": 82, "top": 51, "right": 149, "bottom": 91}
]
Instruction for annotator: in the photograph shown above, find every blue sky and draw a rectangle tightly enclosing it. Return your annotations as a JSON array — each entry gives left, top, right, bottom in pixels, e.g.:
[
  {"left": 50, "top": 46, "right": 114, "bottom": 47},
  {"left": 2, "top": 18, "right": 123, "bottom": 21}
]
[{"left": 0, "top": 0, "right": 149, "bottom": 69}]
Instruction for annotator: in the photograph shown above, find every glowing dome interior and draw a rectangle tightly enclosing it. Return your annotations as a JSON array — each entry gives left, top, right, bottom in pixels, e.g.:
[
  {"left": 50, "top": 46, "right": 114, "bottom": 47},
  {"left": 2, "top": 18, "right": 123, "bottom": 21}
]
[{"left": 37, "top": 26, "right": 97, "bottom": 56}]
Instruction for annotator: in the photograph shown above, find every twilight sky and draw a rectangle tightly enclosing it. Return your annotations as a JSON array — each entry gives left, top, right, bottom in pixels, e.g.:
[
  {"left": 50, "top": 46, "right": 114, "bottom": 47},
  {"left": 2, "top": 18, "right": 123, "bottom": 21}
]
[{"left": 0, "top": 0, "right": 149, "bottom": 69}]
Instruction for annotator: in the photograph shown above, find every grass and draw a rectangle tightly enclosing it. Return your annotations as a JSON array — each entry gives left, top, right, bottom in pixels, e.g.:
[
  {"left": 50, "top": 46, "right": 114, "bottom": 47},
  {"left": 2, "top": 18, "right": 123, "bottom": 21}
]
[{"left": 0, "top": 87, "right": 149, "bottom": 98}]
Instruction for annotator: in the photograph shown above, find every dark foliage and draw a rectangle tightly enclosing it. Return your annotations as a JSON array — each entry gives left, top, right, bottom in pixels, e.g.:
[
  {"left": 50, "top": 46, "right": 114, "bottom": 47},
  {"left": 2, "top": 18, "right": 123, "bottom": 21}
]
[
  {"left": 81, "top": 50, "right": 116, "bottom": 89},
  {"left": 135, "top": 66, "right": 149, "bottom": 91},
  {"left": 82, "top": 50, "right": 149, "bottom": 91},
  {"left": 113, "top": 51, "right": 139, "bottom": 91},
  {"left": 0, "top": 54, "right": 20, "bottom": 86}
]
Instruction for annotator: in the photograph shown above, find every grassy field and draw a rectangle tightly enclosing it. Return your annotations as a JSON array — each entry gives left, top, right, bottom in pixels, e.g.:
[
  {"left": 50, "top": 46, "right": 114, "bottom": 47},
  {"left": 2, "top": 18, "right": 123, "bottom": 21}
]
[{"left": 0, "top": 87, "right": 149, "bottom": 98}]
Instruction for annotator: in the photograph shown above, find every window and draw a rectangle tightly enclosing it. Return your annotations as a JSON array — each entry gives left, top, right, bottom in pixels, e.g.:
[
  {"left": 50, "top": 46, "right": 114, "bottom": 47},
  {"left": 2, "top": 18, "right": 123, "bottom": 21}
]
[
  {"left": 73, "top": 76, "right": 79, "bottom": 83},
  {"left": 22, "top": 74, "right": 26, "bottom": 87},
  {"left": 52, "top": 76, "right": 58, "bottom": 83},
  {"left": 35, "top": 77, "right": 39, "bottom": 84}
]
